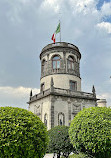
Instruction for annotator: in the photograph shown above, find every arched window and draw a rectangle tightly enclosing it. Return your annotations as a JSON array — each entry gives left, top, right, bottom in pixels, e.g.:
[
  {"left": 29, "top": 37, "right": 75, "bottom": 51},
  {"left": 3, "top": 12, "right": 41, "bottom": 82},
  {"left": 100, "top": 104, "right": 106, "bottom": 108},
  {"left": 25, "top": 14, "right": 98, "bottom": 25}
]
[
  {"left": 67, "top": 56, "right": 74, "bottom": 70},
  {"left": 44, "top": 113, "right": 48, "bottom": 127},
  {"left": 52, "top": 55, "right": 60, "bottom": 69},
  {"left": 58, "top": 112, "right": 65, "bottom": 126},
  {"left": 42, "top": 60, "right": 46, "bottom": 72}
]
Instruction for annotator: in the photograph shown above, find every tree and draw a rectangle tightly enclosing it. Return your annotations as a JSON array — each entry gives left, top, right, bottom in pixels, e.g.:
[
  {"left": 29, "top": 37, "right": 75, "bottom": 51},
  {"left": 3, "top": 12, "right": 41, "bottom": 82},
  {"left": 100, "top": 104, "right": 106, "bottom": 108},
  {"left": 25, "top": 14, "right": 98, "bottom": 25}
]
[
  {"left": 0, "top": 107, "right": 48, "bottom": 158},
  {"left": 48, "top": 126, "right": 73, "bottom": 158},
  {"left": 69, "top": 107, "right": 111, "bottom": 158}
]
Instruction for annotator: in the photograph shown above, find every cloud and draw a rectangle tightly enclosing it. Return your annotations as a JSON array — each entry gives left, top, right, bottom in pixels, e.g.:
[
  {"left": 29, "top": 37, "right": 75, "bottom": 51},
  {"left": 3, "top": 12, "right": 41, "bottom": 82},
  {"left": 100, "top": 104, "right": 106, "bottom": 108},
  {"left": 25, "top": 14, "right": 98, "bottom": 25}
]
[
  {"left": 0, "top": 0, "right": 111, "bottom": 108},
  {"left": 5, "top": 0, "right": 41, "bottom": 24},
  {"left": 101, "top": 2, "right": 111, "bottom": 17},
  {"left": 69, "top": 0, "right": 98, "bottom": 15},
  {"left": 40, "top": 0, "right": 63, "bottom": 13},
  {"left": 97, "top": 93, "right": 111, "bottom": 100},
  {"left": 0, "top": 86, "right": 40, "bottom": 109},
  {"left": 97, "top": 22, "right": 111, "bottom": 33}
]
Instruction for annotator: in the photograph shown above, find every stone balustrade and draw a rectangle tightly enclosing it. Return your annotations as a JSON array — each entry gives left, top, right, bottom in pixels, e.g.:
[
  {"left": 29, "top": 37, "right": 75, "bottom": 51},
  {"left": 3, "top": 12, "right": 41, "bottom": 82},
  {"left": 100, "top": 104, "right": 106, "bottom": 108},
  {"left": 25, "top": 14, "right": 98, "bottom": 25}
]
[{"left": 29, "top": 87, "right": 96, "bottom": 103}]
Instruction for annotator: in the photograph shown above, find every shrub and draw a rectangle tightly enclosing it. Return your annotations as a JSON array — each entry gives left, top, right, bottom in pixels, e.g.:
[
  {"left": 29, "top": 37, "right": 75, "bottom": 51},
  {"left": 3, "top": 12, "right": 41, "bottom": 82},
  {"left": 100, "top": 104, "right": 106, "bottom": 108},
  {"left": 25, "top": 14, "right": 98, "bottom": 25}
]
[
  {"left": 61, "top": 152, "right": 94, "bottom": 158},
  {"left": 48, "top": 126, "right": 73, "bottom": 158},
  {"left": 0, "top": 107, "right": 48, "bottom": 158},
  {"left": 68, "top": 152, "right": 94, "bottom": 158},
  {"left": 69, "top": 107, "right": 111, "bottom": 158}
]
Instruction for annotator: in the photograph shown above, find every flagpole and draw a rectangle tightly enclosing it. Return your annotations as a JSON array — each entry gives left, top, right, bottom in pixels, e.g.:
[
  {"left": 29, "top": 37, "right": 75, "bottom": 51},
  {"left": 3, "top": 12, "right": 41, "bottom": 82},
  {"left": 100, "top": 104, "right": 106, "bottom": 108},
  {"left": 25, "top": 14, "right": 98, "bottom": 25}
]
[
  {"left": 59, "top": 20, "right": 61, "bottom": 42},
  {"left": 55, "top": 31, "right": 56, "bottom": 43}
]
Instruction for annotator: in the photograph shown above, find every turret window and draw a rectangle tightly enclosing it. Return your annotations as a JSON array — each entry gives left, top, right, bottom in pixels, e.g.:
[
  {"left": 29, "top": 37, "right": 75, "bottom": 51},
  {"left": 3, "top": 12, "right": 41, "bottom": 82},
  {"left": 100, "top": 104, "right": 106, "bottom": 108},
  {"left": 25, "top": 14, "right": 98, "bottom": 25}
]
[
  {"left": 42, "top": 60, "right": 46, "bottom": 73},
  {"left": 70, "top": 80, "right": 77, "bottom": 91},
  {"left": 41, "top": 83, "right": 45, "bottom": 92},
  {"left": 52, "top": 55, "right": 60, "bottom": 69},
  {"left": 68, "top": 56, "right": 74, "bottom": 70}
]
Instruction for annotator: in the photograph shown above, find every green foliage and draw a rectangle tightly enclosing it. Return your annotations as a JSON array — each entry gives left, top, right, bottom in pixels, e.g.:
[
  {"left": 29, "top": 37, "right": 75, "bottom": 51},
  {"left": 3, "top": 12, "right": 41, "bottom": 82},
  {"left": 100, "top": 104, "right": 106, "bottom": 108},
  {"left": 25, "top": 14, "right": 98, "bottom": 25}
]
[
  {"left": 68, "top": 152, "right": 94, "bottom": 158},
  {"left": 69, "top": 107, "right": 111, "bottom": 158},
  {"left": 0, "top": 107, "right": 48, "bottom": 158},
  {"left": 61, "top": 152, "right": 94, "bottom": 158},
  {"left": 48, "top": 126, "right": 73, "bottom": 157}
]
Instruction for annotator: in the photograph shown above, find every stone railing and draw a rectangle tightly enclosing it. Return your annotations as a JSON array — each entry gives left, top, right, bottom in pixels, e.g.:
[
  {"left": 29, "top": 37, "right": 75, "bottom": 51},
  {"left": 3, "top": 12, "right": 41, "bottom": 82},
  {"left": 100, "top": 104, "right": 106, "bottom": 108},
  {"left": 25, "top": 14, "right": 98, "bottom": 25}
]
[
  {"left": 29, "top": 88, "right": 50, "bottom": 102},
  {"left": 41, "top": 68, "right": 80, "bottom": 78},
  {"left": 41, "top": 42, "right": 79, "bottom": 53},
  {"left": 29, "top": 87, "right": 96, "bottom": 103},
  {"left": 53, "top": 87, "right": 95, "bottom": 99}
]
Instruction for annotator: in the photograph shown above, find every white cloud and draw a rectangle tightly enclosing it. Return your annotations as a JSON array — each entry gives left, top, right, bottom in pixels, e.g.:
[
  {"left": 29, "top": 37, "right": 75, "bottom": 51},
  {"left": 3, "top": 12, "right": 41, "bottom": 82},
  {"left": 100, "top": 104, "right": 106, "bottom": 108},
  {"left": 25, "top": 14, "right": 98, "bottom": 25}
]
[
  {"left": 97, "top": 93, "right": 111, "bottom": 100},
  {"left": 101, "top": 2, "right": 111, "bottom": 16},
  {"left": 0, "top": 86, "right": 39, "bottom": 96},
  {"left": 5, "top": 0, "right": 40, "bottom": 24},
  {"left": 97, "top": 22, "right": 111, "bottom": 33},
  {"left": 41, "top": 0, "right": 63, "bottom": 13},
  {"left": 18, "top": 0, "right": 34, "bottom": 5},
  {"left": 69, "top": 0, "right": 98, "bottom": 15},
  {"left": 0, "top": 86, "right": 40, "bottom": 109}
]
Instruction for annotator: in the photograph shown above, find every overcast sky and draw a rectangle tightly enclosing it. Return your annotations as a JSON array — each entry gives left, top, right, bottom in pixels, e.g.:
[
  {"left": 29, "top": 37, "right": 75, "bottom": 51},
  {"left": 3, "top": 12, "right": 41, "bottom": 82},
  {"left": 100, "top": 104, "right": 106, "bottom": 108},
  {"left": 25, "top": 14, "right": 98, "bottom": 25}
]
[{"left": 0, "top": 0, "right": 111, "bottom": 109}]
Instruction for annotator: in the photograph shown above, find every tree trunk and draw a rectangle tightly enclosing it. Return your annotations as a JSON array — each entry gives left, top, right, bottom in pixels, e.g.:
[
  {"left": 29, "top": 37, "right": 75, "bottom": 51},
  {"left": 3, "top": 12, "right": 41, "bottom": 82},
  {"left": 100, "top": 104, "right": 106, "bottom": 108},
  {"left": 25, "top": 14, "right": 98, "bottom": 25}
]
[{"left": 57, "top": 152, "right": 60, "bottom": 158}]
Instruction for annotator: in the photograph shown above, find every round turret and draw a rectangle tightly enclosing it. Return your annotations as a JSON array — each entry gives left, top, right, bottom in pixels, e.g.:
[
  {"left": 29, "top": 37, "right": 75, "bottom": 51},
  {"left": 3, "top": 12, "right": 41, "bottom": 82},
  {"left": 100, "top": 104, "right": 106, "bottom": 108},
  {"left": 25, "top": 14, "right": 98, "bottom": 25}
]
[{"left": 40, "top": 42, "right": 81, "bottom": 92}]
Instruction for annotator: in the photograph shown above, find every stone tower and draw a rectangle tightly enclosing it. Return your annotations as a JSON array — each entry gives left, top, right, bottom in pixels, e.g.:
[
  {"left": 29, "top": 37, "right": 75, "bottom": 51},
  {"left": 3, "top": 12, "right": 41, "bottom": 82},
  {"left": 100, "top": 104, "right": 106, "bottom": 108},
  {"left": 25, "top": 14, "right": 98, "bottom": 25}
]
[
  {"left": 28, "top": 42, "right": 97, "bottom": 130},
  {"left": 40, "top": 42, "right": 81, "bottom": 92}
]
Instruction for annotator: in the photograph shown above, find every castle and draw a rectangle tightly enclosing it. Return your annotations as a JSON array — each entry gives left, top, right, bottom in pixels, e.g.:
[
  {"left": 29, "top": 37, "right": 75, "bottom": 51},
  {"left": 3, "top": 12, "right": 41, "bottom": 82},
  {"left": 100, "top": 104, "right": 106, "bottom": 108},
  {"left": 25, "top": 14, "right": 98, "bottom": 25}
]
[{"left": 28, "top": 42, "right": 106, "bottom": 130}]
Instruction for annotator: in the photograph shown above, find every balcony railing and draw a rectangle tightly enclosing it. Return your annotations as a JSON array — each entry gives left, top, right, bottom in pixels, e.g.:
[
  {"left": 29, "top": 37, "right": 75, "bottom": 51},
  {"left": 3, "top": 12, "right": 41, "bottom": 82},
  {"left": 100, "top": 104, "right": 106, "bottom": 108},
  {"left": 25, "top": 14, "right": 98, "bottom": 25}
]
[{"left": 29, "top": 87, "right": 96, "bottom": 103}]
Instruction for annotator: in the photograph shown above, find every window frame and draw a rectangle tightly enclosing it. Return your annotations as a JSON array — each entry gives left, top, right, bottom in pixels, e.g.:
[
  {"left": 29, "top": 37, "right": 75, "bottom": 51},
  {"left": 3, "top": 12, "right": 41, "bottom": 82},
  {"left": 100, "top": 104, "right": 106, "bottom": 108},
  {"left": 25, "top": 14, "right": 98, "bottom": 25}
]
[
  {"left": 69, "top": 80, "right": 77, "bottom": 91},
  {"left": 52, "top": 55, "right": 60, "bottom": 69},
  {"left": 42, "top": 59, "right": 46, "bottom": 73},
  {"left": 41, "top": 83, "right": 45, "bottom": 92},
  {"left": 67, "top": 56, "right": 75, "bottom": 70}
]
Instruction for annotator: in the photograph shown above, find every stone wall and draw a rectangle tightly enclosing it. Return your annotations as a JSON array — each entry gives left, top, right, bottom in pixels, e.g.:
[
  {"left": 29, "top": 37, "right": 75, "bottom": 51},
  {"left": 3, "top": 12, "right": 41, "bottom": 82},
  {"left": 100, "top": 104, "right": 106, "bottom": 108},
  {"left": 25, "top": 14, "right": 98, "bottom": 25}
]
[
  {"left": 40, "top": 42, "right": 81, "bottom": 79},
  {"left": 28, "top": 96, "right": 52, "bottom": 130},
  {"left": 40, "top": 74, "right": 81, "bottom": 91},
  {"left": 29, "top": 88, "right": 96, "bottom": 130}
]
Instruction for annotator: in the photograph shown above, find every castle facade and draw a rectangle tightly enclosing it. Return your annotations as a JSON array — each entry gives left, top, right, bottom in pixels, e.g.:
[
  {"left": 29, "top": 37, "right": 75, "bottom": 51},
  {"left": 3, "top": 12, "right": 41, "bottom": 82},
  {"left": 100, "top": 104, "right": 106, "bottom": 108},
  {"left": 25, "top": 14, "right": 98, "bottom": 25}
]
[{"left": 28, "top": 42, "right": 97, "bottom": 130}]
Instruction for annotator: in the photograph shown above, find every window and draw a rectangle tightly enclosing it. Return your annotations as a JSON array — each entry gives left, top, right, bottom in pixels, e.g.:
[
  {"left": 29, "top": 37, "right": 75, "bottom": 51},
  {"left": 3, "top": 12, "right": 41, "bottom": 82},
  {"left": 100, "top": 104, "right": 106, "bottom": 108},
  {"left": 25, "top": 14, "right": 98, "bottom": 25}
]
[
  {"left": 44, "top": 113, "right": 48, "bottom": 127},
  {"left": 68, "top": 56, "right": 74, "bottom": 70},
  {"left": 41, "top": 83, "right": 45, "bottom": 92},
  {"left": 52, "top": 55, "right": 60, "bottom": 69},
  {"left": 42, "top": 60, "right": 46, "bottom": 73},
  {"left": 70, "top": 81, "right": 77, "bottom": 91}
]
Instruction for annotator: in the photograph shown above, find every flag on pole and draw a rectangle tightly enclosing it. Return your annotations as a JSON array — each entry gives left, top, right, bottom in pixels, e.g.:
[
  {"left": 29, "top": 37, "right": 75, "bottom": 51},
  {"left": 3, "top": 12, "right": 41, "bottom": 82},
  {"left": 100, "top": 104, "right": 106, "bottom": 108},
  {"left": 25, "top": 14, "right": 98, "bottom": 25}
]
[
  {"left": 51, "top": 33, "right": 55, "bottom": 43},
  {"left": 51, "top": 22, "right": 60, "bottom": 43},
  {"left": 55, "top": 23, "right": 60, "bottom": 34}
]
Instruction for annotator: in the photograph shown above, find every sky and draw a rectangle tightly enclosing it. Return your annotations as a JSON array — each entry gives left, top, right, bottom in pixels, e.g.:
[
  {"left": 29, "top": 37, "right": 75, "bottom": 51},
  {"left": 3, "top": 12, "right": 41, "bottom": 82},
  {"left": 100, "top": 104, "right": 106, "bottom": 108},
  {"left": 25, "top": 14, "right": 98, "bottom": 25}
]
[{"left": 0, "top": 0, "right": 111, "bottom": 109}]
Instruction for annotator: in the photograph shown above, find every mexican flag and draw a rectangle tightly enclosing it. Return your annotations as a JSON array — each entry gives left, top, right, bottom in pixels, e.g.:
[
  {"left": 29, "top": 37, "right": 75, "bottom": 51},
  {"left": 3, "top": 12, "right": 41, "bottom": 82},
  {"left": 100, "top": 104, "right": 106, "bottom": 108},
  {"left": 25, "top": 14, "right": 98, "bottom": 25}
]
[{"left": 51, "top": 22, "right": 60, "bottom": 43}]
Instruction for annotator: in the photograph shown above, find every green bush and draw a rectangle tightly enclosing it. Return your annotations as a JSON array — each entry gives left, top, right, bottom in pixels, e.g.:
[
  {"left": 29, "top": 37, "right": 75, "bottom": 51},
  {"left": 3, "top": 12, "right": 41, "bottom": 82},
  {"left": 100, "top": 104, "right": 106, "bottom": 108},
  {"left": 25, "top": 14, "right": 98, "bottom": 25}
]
[
  {"left": 48, "top": 126, "right": 73, "bottom": 158},
  {"left": 68, "top": 152, "right": 94, "bottom": 158},
  {"left": 69, "top": 107, "right": 111, "bottom": 158},
  {"left": 0, "top": 107, "right": 48, "bottom": 158},
  {"left": 61, "top": 152, "right": 94, "bottom": 158}
]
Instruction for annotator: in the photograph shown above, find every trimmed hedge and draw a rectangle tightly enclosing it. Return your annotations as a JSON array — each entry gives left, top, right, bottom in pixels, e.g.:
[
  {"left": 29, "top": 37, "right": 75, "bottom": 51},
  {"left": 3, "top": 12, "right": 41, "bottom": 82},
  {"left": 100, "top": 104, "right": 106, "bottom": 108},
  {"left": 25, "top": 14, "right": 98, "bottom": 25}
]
[
  {"left": 69, "top": 107, "right": 111, "bottom": 158},
  {"left": 0, "top": 107, "right": 48, "bottom": 158},
  {"left": 48, "top": 126, "right": 73, "bottom": 158}
]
